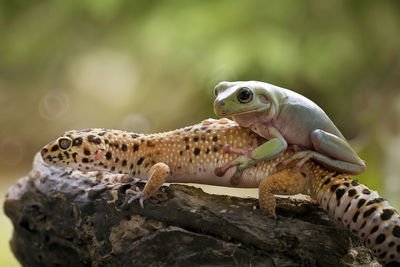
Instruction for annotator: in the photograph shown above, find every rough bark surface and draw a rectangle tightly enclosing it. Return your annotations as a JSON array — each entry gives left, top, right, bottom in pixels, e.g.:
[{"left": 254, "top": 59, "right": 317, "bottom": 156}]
[{"left": 4, "top": 153, "right": 379, "bottom": 267}]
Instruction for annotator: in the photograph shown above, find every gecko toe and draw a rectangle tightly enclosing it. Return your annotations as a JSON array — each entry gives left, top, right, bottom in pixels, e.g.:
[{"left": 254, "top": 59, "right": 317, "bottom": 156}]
[
  {"left": 139, "top": 197, "right": 145, "bottom": 209},
  {"left": 126, "top": 190, "right": 144, "bottom": 205}
]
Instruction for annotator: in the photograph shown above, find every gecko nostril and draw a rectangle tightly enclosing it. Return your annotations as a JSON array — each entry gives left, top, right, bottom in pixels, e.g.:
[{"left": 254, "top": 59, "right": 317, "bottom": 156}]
[
  {"left": 41, "top": 148, "right": 48, "bottom": 155},
  {"left": 220, "top": 101, "right": 225, "bottom": 107}
]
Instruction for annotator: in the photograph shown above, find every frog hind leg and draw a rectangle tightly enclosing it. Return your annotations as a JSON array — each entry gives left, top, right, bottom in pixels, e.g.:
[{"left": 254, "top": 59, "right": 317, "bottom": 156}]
[
  {"left": 282, "top": 129, "right": 366, "bottom": 174},
  {"left": 311, "top": 129, "right": 366, "bottom": 173}
]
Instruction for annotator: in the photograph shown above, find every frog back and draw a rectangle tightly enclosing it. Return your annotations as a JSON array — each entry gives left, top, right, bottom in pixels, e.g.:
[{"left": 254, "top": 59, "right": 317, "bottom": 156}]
[{"left": 274, "top": 88, "right": 346, "bottom": 148}]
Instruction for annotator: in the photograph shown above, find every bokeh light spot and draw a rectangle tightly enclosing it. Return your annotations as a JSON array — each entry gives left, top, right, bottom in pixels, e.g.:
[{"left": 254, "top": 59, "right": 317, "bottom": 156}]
[
  {"left": 39, "top": 90, "right": 70, "bottom": 120},
  {"left": 0, "top": 138, "right": 24, "bottom": 166},
  {"left": 69, "top": 50, "right": 137, "bottom": 108}
]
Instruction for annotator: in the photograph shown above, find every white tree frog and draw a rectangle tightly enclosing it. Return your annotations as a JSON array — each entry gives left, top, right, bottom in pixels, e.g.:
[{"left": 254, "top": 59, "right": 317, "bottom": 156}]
[{"left": 214, "top": 81, "right": 366, "bottom": 185}]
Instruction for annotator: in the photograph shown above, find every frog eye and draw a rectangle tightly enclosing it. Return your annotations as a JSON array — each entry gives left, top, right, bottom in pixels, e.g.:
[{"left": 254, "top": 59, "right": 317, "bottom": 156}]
[
  {"left": 236, "top": 87, "right": 253, "bottom": 103},
  {"left": 58, "top": 137, "right": 72, "bottom": 150}
]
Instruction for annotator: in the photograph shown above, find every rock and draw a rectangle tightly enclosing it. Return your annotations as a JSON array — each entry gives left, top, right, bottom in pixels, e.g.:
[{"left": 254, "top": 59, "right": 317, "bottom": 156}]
[{"left": 4, "top": 153, "right": 378, "bottom": 267}]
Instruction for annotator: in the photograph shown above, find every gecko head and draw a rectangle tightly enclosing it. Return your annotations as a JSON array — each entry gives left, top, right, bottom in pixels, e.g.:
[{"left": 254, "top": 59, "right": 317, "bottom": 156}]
[
  {"left": 40, "top": 128, "right": 107, "bottom": 171},
  {"left": 213, "top": 81, "right": 279, "bottom": 122}
]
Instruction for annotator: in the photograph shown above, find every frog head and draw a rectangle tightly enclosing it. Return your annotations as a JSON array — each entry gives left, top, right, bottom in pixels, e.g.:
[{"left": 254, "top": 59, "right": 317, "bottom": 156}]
[{"left": 214, "top": 81, "right": 280, "bottom": 122}]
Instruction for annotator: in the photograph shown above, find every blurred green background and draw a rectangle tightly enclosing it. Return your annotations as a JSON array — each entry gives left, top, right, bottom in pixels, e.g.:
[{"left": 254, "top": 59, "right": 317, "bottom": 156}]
[{"left": 1, "top": 0, "right": 400, "bottom": 265}]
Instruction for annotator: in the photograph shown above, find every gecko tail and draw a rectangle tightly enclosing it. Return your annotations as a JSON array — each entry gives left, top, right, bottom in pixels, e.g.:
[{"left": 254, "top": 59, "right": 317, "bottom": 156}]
[{"left": 313, "top": 171, "right": 400, "bottom": 265}]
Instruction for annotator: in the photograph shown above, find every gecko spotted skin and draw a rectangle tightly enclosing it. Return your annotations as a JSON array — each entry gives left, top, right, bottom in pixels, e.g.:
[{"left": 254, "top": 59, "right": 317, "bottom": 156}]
[
  {"left": 41, "top": 119, "right": 400, "bottom": 265},
  {"left": 41, "top": 119, "right": 278, "bottom": 187}
]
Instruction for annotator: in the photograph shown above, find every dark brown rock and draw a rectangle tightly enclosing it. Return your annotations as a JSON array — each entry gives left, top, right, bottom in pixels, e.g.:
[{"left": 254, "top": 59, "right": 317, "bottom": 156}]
[{"left": 3, "top": 154, "right": 378, "bottom": 267}]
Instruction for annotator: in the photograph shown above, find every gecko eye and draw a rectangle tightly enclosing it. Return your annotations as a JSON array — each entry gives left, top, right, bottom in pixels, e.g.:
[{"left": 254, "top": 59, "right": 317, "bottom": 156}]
[
  {"left": 237, "top": 87, "right": 253, "bottom": 103},
  {"left": 58, "top": 137, "right": 72, "bottom": 150}
]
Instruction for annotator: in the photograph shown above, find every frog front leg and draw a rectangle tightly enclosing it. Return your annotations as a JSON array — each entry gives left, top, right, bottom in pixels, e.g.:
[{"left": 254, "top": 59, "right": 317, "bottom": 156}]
[
  {"left": 216, "top": 126, "right": 287, "bottom": 185},
  {"left": 281, "top": 129, "right": 366, "bottom": 175}
]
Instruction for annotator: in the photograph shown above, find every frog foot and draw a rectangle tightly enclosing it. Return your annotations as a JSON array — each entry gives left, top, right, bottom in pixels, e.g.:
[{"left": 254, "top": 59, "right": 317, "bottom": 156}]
[
  {"left": 279, "top": 150, "right": 313, "bottom": 171},
  {"left": 215, "top": 154, "right": 258, "bottom": 185},
  {"left": 287, "top": 144, "right": 303, "bottom": 153},
  {"left": 214, "top": 139, "right": 258, "bottom": 177},
  {"left": 214, "top": 154, "right": 252, "bottom": 178},
  {"left": 230, "top": 169, "right": 242, "bottom": 186}
]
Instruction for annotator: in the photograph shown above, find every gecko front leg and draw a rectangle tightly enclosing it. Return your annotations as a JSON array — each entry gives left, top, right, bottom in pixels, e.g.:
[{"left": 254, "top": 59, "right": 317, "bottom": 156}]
[{"left": 126, "top": 162, "right": 170, "bottom": 208}]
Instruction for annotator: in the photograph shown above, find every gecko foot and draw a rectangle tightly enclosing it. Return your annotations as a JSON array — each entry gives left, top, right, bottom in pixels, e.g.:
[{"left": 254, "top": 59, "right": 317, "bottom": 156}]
[
  {"left": 306, "top": 195, "right": 319, "bottom": 205},
  {"left": 126, "top": 189, "right": 146, "bottom": 208}
]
